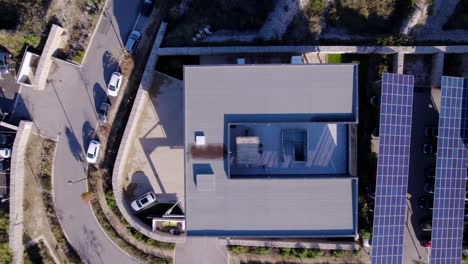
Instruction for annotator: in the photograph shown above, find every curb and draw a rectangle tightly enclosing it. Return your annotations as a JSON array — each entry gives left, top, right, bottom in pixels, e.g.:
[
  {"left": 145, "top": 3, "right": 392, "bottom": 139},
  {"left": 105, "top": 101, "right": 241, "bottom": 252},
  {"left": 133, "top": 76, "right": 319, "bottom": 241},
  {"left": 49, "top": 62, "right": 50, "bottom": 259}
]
[{"left": 86, "top": 202, "right": 140, "bottom": 263}]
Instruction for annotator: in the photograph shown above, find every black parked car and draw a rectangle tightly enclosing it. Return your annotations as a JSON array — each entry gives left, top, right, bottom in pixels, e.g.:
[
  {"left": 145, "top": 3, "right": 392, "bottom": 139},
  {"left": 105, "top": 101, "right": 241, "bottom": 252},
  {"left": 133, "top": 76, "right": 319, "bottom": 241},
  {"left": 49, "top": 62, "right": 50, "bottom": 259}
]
[
  {"left": 0, "top": 134, "right": 14, "bottom": 146},
  {"left": 424, "top": 168, "right": 435, "bottom": 180},
  {"left": 424, "top": 182, "right": 435, "bottom": 194},
  {"left": 418, "top": 195, "right": 434, "bottom": 210},
  {"left": 141, "top": 0, "right": 153, "bottom": 16},
  {"left": 98, "top": 102, "right": 110, "bottom": 124},
  {"left": 0, "top": 159, "right": 10, "bottom": 172}
]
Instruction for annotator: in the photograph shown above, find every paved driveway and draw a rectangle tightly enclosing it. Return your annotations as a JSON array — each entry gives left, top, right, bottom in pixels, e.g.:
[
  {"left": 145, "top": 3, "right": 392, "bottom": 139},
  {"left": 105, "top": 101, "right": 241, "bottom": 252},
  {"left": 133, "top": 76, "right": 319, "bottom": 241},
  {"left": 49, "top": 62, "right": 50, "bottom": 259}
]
[
  {"left": 175, "top": 237, "right": 228, "bottom": 264},
  {"left": 13, "top": 0, "right": 143, "bottom": 262},
  {"left": 402, "top": 89, "right": 439, "bottom": 264}
]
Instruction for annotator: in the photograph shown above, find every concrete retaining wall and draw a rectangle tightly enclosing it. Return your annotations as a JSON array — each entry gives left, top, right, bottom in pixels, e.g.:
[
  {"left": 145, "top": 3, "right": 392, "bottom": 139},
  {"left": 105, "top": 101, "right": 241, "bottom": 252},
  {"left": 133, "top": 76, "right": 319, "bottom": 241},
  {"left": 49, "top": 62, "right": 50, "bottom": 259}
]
[
  {"left": 9, "top": 121, "right": 34, "bottom": 264},
  {"left": 158, "top": 45, "right": 468, "bottom": 56},
  {"left": 32, "top": 25, "right": 65, "bottom": 90},
  {"left": 112, "top": 23, "right": 184, "bottom": 243},
  {"left": 222, "top": 239, "right": 360, "bottom": 251}
]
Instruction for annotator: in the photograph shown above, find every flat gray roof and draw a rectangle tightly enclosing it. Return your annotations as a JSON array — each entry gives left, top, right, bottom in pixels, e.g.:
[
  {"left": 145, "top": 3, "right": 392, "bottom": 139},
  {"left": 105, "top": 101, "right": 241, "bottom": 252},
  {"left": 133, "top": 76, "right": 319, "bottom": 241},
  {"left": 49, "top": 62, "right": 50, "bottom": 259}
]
[
  {"left": 184, "top": 64, "right": 358, "bottom": 237},
  {"left": 184, "top": 64, "right": 358, "bottom": 124}
]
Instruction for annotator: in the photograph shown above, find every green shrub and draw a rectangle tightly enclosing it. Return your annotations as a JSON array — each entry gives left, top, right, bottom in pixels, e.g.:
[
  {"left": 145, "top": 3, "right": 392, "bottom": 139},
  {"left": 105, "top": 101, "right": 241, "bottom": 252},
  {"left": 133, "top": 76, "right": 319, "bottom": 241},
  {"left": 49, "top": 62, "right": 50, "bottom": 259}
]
[
  {"left": 306, "top": 248, "right": 323, "bottom": 259},
  {"left": 228, "top": 245, "right": 246, "bottom": 255},
  {"left": 255, "top": 247, "right": 271, "bottom": 255},
  {"left": 291, "top": 248, "right": 308, "bottom": 258},
  {"left": 359, "top": 229, "right": 371, "bottom": 240},
  {"left": 353, "top": 249, "right": 361, "bottom": 256},
  {"left": 332, "top": 249, "right": 345, "bottom": 257},
  {"left": 279, "top": 247, "right": 292, "bottom": 257}
]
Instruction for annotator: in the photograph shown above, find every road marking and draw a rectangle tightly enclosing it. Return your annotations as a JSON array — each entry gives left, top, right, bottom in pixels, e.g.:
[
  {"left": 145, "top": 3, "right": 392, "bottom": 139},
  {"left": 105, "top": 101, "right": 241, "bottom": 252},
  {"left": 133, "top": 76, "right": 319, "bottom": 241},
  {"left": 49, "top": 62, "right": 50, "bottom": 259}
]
[{"left": 132, "top": 14, "right": 142, "bottom": 32}]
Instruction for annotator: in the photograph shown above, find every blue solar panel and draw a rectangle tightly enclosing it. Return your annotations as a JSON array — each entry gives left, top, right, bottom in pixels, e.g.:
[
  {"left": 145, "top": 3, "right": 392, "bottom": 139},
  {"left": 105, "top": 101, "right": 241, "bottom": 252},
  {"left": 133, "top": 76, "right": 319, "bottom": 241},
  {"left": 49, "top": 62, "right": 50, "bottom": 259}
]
[
  {"left": 431, "top": 76, "right": 467, "bottom": 264},
  {"left": 371, "top": 73, "right": 414, "bottom": 264}
]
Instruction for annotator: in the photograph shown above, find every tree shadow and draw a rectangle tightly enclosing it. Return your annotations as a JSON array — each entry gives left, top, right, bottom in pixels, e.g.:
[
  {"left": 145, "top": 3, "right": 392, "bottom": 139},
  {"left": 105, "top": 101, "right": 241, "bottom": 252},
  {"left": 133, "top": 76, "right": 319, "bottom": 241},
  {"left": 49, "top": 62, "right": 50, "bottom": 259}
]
[
  {"left": 81, "top": 121, "right": 95, "bottom": 149},
  {"left": 102, "top": 51, "right": 119, "bottom": 82},
  {"left": 93, "top": 82, "right": 108, "bottom": 113},
  {"left": 65, "top": 127, "right": 84, "bottom": 162}
]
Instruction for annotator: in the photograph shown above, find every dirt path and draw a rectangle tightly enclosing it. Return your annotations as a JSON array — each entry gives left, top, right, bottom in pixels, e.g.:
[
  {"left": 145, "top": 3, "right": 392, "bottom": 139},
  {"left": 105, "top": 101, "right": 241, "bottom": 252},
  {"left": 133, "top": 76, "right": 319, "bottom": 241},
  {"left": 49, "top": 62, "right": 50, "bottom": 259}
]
[
  {"left": 202, "top": 0, "right": 309, "bottom": 42},
  {"left": 258, "top": 0, "right": 307, "bottom": 40},
  {"left": 400, "top": 0, "right": 429, "bottom": 35}
]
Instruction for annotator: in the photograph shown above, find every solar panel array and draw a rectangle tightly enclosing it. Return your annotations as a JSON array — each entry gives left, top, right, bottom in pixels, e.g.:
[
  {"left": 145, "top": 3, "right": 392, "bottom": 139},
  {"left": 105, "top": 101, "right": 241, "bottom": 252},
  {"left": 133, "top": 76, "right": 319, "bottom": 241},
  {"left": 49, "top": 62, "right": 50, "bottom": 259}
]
[
  {"left": 431, "top": 76, "right": 468, "bottom": 264},
  {"left": 371, "top": 73, "right": 414, "bottom": 264}
]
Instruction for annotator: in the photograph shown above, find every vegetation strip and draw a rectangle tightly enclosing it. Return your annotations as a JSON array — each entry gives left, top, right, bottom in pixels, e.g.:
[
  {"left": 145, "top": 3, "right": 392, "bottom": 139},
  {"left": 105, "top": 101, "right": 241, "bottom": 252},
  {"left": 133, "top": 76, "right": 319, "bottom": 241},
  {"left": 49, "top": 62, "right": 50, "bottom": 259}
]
[
  {"left": 228, "top": 245, "right": 362, "bottom": 260},
  {"left": 88, "top": 167, "right": 172, "bottom": 264},
  {"left": 24, "top": 240, "right": 55, "bottom": 264},
  {"left": 37, "top": 139, "right": 82, "bottom": 263}
]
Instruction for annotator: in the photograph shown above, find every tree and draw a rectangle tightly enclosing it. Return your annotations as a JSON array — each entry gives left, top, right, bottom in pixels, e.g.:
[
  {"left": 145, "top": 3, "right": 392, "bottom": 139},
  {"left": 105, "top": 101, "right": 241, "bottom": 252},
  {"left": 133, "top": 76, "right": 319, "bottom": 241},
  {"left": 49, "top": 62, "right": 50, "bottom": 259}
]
[{"left": 80, "top": 192, "right": 94, "bottom": 203}]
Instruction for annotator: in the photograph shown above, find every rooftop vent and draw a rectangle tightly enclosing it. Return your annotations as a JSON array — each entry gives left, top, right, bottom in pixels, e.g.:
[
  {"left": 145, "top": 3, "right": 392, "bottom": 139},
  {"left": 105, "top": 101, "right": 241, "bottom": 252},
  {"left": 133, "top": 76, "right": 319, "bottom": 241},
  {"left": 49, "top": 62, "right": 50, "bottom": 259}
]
[{"left": 195, "top": 131, "right": 205, "bottom": 145}]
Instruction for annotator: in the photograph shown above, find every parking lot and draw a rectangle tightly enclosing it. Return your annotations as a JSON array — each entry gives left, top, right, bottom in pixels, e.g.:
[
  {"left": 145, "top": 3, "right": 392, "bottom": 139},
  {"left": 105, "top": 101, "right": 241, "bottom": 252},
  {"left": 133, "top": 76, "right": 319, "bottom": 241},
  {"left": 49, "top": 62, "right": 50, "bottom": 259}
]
[
  {"left": 371, "top": 86, "right": 440, "bottom": 263},
  {"left": 123, "top": 72, "right": 184, "bottom": 213},
  {"left": 0, "top": 129, "right": 16, "bottom": 210}
]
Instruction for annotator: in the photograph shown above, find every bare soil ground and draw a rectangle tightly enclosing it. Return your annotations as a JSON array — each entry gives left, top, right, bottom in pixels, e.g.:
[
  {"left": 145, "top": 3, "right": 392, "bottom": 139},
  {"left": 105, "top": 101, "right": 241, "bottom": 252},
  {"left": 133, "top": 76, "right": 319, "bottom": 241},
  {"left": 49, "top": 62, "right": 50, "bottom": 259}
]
[{"left": 23, "top": 134, "right": 69, "bottom": 263}]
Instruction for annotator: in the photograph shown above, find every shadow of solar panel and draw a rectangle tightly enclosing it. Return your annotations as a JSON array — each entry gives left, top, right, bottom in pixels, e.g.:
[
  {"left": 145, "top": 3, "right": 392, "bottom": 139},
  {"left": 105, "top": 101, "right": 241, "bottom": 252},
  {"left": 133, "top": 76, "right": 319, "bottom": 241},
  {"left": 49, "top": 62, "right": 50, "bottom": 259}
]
[
  {"left": 430, "top": 76, "right": 468, "bottom": 264},
  {"left": 371, "top": 73, "right": 414, "bottom": 264}
]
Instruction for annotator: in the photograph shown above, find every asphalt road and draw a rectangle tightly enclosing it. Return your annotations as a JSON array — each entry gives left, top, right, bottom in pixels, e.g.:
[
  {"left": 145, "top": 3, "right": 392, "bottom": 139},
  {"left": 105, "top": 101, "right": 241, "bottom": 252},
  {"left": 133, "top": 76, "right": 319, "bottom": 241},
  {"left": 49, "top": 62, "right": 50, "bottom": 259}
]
[{"left": 13, "top": 0, "right": 144, "bottom": 262}]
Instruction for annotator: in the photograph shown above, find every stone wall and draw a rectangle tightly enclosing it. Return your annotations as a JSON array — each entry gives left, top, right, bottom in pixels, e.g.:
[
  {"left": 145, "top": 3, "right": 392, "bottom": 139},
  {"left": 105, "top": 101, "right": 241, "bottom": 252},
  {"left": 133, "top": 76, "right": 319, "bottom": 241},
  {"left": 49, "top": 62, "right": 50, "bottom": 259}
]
[
  {"left": 158, "top": 45, "right": 468, "bottom": 56},
  {"left": 9, "top": 121, "right": 34, "bottom": 264},
  {"left": 32, "top": 25, "right": 65, "bottom": 90}
]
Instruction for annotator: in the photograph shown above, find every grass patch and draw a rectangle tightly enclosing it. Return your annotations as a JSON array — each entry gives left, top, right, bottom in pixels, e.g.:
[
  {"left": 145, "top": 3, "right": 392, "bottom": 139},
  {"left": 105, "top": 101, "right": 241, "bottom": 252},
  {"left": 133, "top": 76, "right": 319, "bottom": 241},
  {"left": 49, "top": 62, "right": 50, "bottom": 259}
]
[
  {"left": 0, "top": 210, "right": 12, "bottom": 264},
  {"left": 24, "top": 241, "right": 55, "bottom": 264},
  {"left": 71, "top": 49, "right": 85, "bottom": 65},
  {"left": 327, "top": 54, "right": 343, "bottom": 63},
  {"left": 443, "top": 0, "right": 468, "bottom": 30}
]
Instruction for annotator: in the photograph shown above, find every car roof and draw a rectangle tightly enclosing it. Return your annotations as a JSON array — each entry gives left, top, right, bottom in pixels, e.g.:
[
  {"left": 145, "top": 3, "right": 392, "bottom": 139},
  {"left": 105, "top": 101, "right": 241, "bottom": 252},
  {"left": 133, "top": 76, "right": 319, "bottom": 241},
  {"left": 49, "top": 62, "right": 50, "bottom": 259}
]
[
  {"left": 110, "top": 72, "right": 121, "bottom": 85},
  {"left": 130, "top": 31, "right": 140, "bottom": 38},
  {"left": 88, "top": 140, "right": 99, "bottom": 152}
]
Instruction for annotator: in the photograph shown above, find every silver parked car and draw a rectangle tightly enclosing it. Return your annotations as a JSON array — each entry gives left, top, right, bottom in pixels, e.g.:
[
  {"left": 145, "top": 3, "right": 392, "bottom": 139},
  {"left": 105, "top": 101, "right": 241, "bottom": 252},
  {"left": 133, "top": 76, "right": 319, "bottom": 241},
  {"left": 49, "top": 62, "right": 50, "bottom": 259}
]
[{"left": 131, "top": 191, "right": 157, "bottom": 211}]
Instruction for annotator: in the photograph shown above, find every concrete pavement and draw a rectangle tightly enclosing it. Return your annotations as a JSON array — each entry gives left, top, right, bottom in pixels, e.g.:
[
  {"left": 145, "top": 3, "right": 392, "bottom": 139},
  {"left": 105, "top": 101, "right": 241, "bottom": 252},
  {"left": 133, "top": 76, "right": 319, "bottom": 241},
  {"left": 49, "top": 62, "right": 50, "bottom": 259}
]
[
  {"left": 175, "top": 237, "right": 228, "bottom": 264},
  {"left": 13, "top": 0, "right": 143, "bottom": 262}
]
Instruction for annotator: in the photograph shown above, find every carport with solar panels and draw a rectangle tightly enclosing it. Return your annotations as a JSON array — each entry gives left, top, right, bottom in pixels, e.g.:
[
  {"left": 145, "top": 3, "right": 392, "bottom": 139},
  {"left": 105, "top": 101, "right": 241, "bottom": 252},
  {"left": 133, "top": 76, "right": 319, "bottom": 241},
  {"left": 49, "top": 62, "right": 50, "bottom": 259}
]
[
  {"left": 370, "top": 74, "right": 468, "bottom": 264},
  {"left": 430, "top": 76, "right": 468, "bottom": 264}
]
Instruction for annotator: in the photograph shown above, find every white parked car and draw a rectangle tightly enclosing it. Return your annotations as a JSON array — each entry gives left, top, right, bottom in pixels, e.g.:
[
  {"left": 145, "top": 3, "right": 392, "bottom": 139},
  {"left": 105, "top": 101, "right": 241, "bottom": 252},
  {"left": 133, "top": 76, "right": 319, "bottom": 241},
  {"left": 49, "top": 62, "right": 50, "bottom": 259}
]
[
  {"left": 131, "top": 191, "right": 157, "bottom": 212},
  {"left": 125, "top": 31, "right": 141, "bottom": 54},
  {"left": 86, "top": 140, "right": 101, "bottom": 164},
  {"left": 107, "top": 72, "right": 123, "bottom": 97},
  {"left": 0, "top": 148, "right": 11, "bottom": 158}
]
